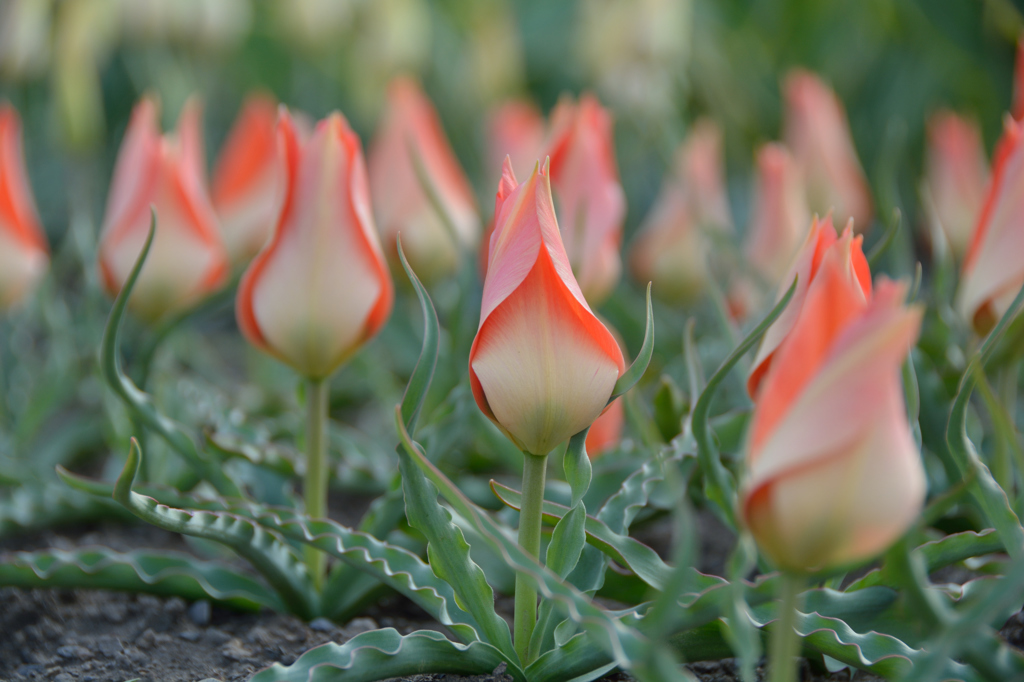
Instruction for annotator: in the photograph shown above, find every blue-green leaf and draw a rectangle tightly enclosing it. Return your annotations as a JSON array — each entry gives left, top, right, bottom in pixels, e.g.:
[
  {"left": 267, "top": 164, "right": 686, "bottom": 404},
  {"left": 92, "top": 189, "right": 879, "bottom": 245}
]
[
  {"left": 396, "top": 237, "right": 439, "bottom": 436},
  {"left": 611, "top": 284, "right": 654, "bottom": 401}
]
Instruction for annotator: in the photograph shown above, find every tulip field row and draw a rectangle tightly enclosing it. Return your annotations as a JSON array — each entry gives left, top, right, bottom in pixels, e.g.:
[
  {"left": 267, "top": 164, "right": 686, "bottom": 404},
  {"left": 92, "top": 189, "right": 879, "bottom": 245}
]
[{"left": 1, "top": 2, "right": 1024, "bottom": 681}]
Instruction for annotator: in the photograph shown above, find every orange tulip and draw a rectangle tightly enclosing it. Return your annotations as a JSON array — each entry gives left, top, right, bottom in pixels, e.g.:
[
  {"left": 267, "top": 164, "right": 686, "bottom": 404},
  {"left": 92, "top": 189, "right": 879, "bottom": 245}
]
[
  {"left": 212, "top": 93, "right": 286, "bottom": 265},
  {"left": 742, "top": 270, "right": 924, "bottom": 571},
  {"left": 470, "top": 159, "right": 624, "bottom": 456},
  {"left": 921, "top": 111, "right": 989, "bottom": 260},
  {"left": 958, "top": 115, "right": 1024, "bottom": 334},
  {"left": 745, "top": 143, "right": 810, "bottom": 285},
  {"left": 629, "top": 119, "right": 731, "bottom": 304},
  {"left": 748, "top": 216, "right": 870, "bottom": 397},
  {"left": 784, "top": 70, "right": 872, "bottom": 231},
  {"left": 545, "top": 94, "right": 626, "bottom": 304},
  {"left": 368, "top": 77, "right": 478, "bottom": 284},
  {"left": 0, "top": 104, "right": 48, "bottom": 310},
  {"left": 486, "top": 99, "right": 546, "bottom": 181},
  {"left": 98, "top": 97, "right": 228, "bottom": 321},
  {"left": 237, "top": 110, "right": 393, "bottom": 380}
]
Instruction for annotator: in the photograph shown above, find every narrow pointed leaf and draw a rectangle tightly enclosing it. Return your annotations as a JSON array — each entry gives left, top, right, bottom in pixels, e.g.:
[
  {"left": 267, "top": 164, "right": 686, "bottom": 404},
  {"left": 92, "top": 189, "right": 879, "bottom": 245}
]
[
  {"left": 396, "top": 237, "right": 439, "bottom": 435},
  {"left": 611, "top": 284, "right": 654, "bottom": 400}
]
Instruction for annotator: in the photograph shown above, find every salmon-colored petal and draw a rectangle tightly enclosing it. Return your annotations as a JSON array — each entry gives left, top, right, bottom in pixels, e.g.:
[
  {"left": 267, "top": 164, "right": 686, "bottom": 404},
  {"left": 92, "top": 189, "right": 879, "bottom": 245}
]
[
  {"left": 101, "top": 97, "right": 162, "bottom": 248},
  {"left": 487, "top": 100, "right": 546, "bottom": 181},
  {"left": 0, "top": 105, "right": 46, "bottom": 253},
  {"left": 745, "top": 143, "right": 809, "bottom": 285},
  {"left": 748, "top": 230, "right": 871, "bottom": 453}
]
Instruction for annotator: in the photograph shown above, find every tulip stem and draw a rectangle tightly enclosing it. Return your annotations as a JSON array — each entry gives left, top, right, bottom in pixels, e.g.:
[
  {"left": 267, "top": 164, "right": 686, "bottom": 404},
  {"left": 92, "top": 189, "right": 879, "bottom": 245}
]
[
  {"left": 514, "top": 452, "right": 547, "bottom": 664},
  {"left": 768, "top": 572, "right": 804, "bottom": 682},
  {"left": 304, "top": 377, "right": 329, "bottom": 590}
]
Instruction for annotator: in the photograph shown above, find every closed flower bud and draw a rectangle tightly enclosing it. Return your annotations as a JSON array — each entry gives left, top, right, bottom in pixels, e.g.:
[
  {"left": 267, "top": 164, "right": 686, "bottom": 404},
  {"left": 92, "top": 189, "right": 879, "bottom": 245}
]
[
  {"left": 958, "top": 115, "right": 1024, "bottom": 334},
  {"left": 98, "top": 97, "right": 229, "bottom": 322},
  {"left": 748, "top": 216, "right": 870, "bottom": 397},
  {"left": 742, "top": 273, "right": 924, "bottom": 572},
  {"left": 0, "top": 104, "right": 49, "bottom": 310},
  {"left": 237, "top": 110, "right": 394, "bottom": 380},
  {"left": 921, "top": 111, "right": 988, "bottom": 260},
  {"left": 470, "top": 159, "right": 625, "bottom": 456},
  {"left": 629, "top": 120, "right": 731, "bottom": 304},
  {"left": 745, "top": 143, "right": 810, "bottom": 285},
  {"left": 784, "top": 70, "right": 872, "bottom": 231},
  {"left": 212, "top": 93, "right": 285, "bottom": 265},
  {"left": 369, "top": 77, "right": 479, "bottom": 284},
  {"left": 545, "top": 94, "right": 626, "bottom": 304}
]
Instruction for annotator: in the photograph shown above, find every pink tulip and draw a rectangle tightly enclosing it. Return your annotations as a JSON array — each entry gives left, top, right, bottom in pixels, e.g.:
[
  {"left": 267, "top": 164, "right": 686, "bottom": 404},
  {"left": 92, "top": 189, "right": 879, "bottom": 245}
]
[
  {"left": 958, "top": 115, "right": 1024, "bottom": 334},
  {"left": 748, "top": 216, "right": 871, "bottom": 397},
  {"left": 545, "top": 94, "right": 626, "bottom": 304},
  {"left": 486, "top": 99, "right": 546, "bottom": 181},
  {"left": 629, "top": 119, "right": 731, "bottom": 304},
  {"left": 784, "top": 70, "right": 873, "bottom": 231},
  {"left": 470, "top": 159, "right": 624, "bottom": 455},
  {"left": 212, "top": 93, "right": 285, "bottom": 265},
  {"left": 921, "top": 111, "right": 989, "bottom": 260},
  {"left": 237, "top": 110, "right": 393, "bottom": 380},
  {"left": 369, "top": 77, "right": 478, "bottom": 284},
  {"left": 742, "top": 272, "right": 924, "bottom": 571},
  {"left": 0, "top": 104, "right": 48, "bottom": 311},
  {"left": 98, "top": 97, "right": 229, "bottom": 321},
  {"left": 745, "top": 143, "right": 810, "bottom": 285}
]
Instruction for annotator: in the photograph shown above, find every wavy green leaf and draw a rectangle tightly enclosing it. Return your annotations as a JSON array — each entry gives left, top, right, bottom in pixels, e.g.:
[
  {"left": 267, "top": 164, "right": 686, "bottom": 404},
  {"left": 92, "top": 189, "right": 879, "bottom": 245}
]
[
  {"left": 250, "top": 628, "right": 523, "bottom": 682},
  {"left": 100, "top": 210, "right": 240, "bottom": 497},
  {"left": 847, "top": 530, "right": 1004, "bottom": 591},
  {"left": 0, "top": 547, "right": 282, "bottom": 611},
  {"left": 0, "top": 481, "right": 132, "bottom": 537},
  {"left": 690, "top": 277, "right": 797, "bottom": 527},
  {"left": 611, "top": 284, "right": 654, "bottom": 401}
]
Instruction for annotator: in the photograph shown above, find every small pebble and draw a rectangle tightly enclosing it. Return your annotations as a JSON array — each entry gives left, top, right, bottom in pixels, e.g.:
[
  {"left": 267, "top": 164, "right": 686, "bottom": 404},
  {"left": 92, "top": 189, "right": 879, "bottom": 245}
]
[
  {"left": 101, "top": 604, "right": 126, "bottom": 623},
  {"left": 164, "top": 597, "right": 186, "bottom": 615},
  {"left": 204, "top": 628, "right": 232, "bottom": 646},
  {"left": 309, "top": 617, "right": 335, "bottom": 632},
  {"left": 53, "top": 674, "right": 74, "bottom": 682},
  {"left": 136, "top": 628, "right": 157, "bottom": 649},
  {"left": 56, "top": 644, "right": 93, "bottom": 661},
  {"left": 188, "top": 600, "right": 212, "bottom": 626},
  {"left": 95, "top": 635, "right": 121, "bottom": 658},
  {"left": 221, "top": 638, "right": 253, "bottom": 661},
  {"left": 178, "top": 631, "right": 201, "bottom": 642},
  {"left": 15, "top": 664, "right": 42, "bottom": 677},
  {"left": 340, "top": 617, "right": 378, "bottom": 639}
]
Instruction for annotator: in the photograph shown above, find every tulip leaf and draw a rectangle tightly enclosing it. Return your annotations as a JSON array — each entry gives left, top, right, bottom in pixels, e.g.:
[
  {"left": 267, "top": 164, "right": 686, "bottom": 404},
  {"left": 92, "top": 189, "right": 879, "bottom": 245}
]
[
  {"left": 394, "top": 408, "right": 515, "bottom": 657},
  {"left": 66, "top": 438, "right": 319, "bottom": 619},
  {"left": 866, "top": 207, "right": 901, "bottom": 267},
  {"left": 0, "top": 481, "right": 132, "bottom": 538},
  {"left": 396, "top": 414, "right": 672, "bottom": 675},
  {"left": 947, "top": 282, "right": 1024, "bottom": 559},
  {"left": 100, "top": 210, "right": 240, "bottom": 497},
  {"left": 250, "top": 628, "right": 524, "bottom": 682},
  {"left": 611, "top": 284, "right": 654, "bottom": 401},
  {"left": 250, "top": 504, "right": 483, "bottom": 642},
  {"left": 720, "top": 535, "right": 762, "bottom": 682},
  {"left": 0, "top": 547, "right": 283, "bottom": 611},
  {"left": 396, "top": 236, "right": 439, "bottom": 436},
  {"left": 691, "top": 276, "right": 797, "bottom": 527}
]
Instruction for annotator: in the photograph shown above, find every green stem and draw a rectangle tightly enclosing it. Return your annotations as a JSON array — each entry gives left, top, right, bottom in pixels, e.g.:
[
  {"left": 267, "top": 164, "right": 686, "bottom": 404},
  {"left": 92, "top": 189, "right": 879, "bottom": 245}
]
[
  {"left": 514, "top": 452, "right": 547, "bottom": 664},
  {"left": 304, "top": 377, "right": 329, "bottom": 590},
  {"left": 768, "top": 572, "right": 804, "bottom": 682}
]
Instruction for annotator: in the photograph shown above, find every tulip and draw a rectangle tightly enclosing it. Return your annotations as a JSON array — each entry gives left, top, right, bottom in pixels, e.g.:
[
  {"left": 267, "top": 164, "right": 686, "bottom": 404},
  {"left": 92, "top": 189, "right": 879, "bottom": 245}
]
[
  {"left": 212, "top": 93, "right": 285, "bottom": 265},
  {"left": 745, "top": 143, "right": 810, "bottom": 286},
  {"left": 629, "top": 119, "right": 731, "bottom": 304},
  {"left": 98, "top": 97, "right": 229, "bottom": 322},
  {"left": 471, "top": 158, "right": 625, "bottom": 456},
  {"left": 545, "top": 94, "right": 626, "bottom": 304},
  {"left": 368, "top": 77, "right": 478, "bottom": 284},
  {"left": 486, "top": 99, "right": 546, "bottom": 182},
  {"left": 0, "top": 104, "right": 49, "bottom": 311},
  {"left": 921, "top": 111, "right": 989, "bottom": 260},
  {"left": 747, "top": 216, "right": 871, "bottom": 397},
  {"left": 742, "top": 274, "right": 924, "bottom": 572},
  {"left": 784, "top": 69, "right": 873, "bottom": 231},
  {"left": 471, "top": 158, "right": 624, "bottom": 660},
  {"left": 958, "top": 115, "right": 1024, "bottom": 334},
  {"left": 236, "top": 109, "right": 393, "bottom": 381}
]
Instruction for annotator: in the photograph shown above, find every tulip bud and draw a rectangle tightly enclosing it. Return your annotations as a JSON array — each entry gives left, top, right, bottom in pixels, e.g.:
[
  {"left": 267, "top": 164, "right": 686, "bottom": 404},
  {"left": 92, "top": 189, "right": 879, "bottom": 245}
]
[
  {"left": 237, "top": 110, "right": 394, "bottom": 381},
  {"left": 0, "top": 104, "right": 49, "bottom": 310},
  {"left": 369, "top": 77, "right": 479, "bottom": 284},
  {"left": 958, "top": 115, "right": 1024, "bottom": 334},
  {"left": 98, "top": 97, "right": 229, "bottom": 322},
  {"left": 486, "top": 99, "right": 546, "bottom": 182},
  {"left": 921, "top": 111, "right": 989, "bottom": 261},
  {"left": 212, "top": 93, "right": 286, "bottom": 265},
  {"left": 470, "top": 159, "right": 625, "bottom": 456},
  {"left": 745, "top": 143, "right": 810, "bottom": 285},
  {"left": 742, "top": 274, "right": 924, "bottom": 572},
  {"left": 545, "top": 94, "right": 626, "bottom": 304},
  {"left": 784, "top": 70, "right": 872, "bottom": 231},
  {"left": 629, "top": 119, "right": 731, "bottom": 304},
  {"left": 748, "top": 216, "right": 871, "bottom": 397}
]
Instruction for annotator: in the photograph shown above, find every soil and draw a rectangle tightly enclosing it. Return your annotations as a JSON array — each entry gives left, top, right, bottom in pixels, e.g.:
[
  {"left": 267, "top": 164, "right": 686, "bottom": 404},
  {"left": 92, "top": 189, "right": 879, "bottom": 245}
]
[{"left": 0, "top": 516, "right": 1019, "bottom": 682}]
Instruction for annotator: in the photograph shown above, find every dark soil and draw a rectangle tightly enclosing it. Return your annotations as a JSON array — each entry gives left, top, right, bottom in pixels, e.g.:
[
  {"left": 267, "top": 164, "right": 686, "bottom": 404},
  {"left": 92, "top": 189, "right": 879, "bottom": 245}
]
[{"left": 0, "top": 517, "right": 1018, "bottom": 681}]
